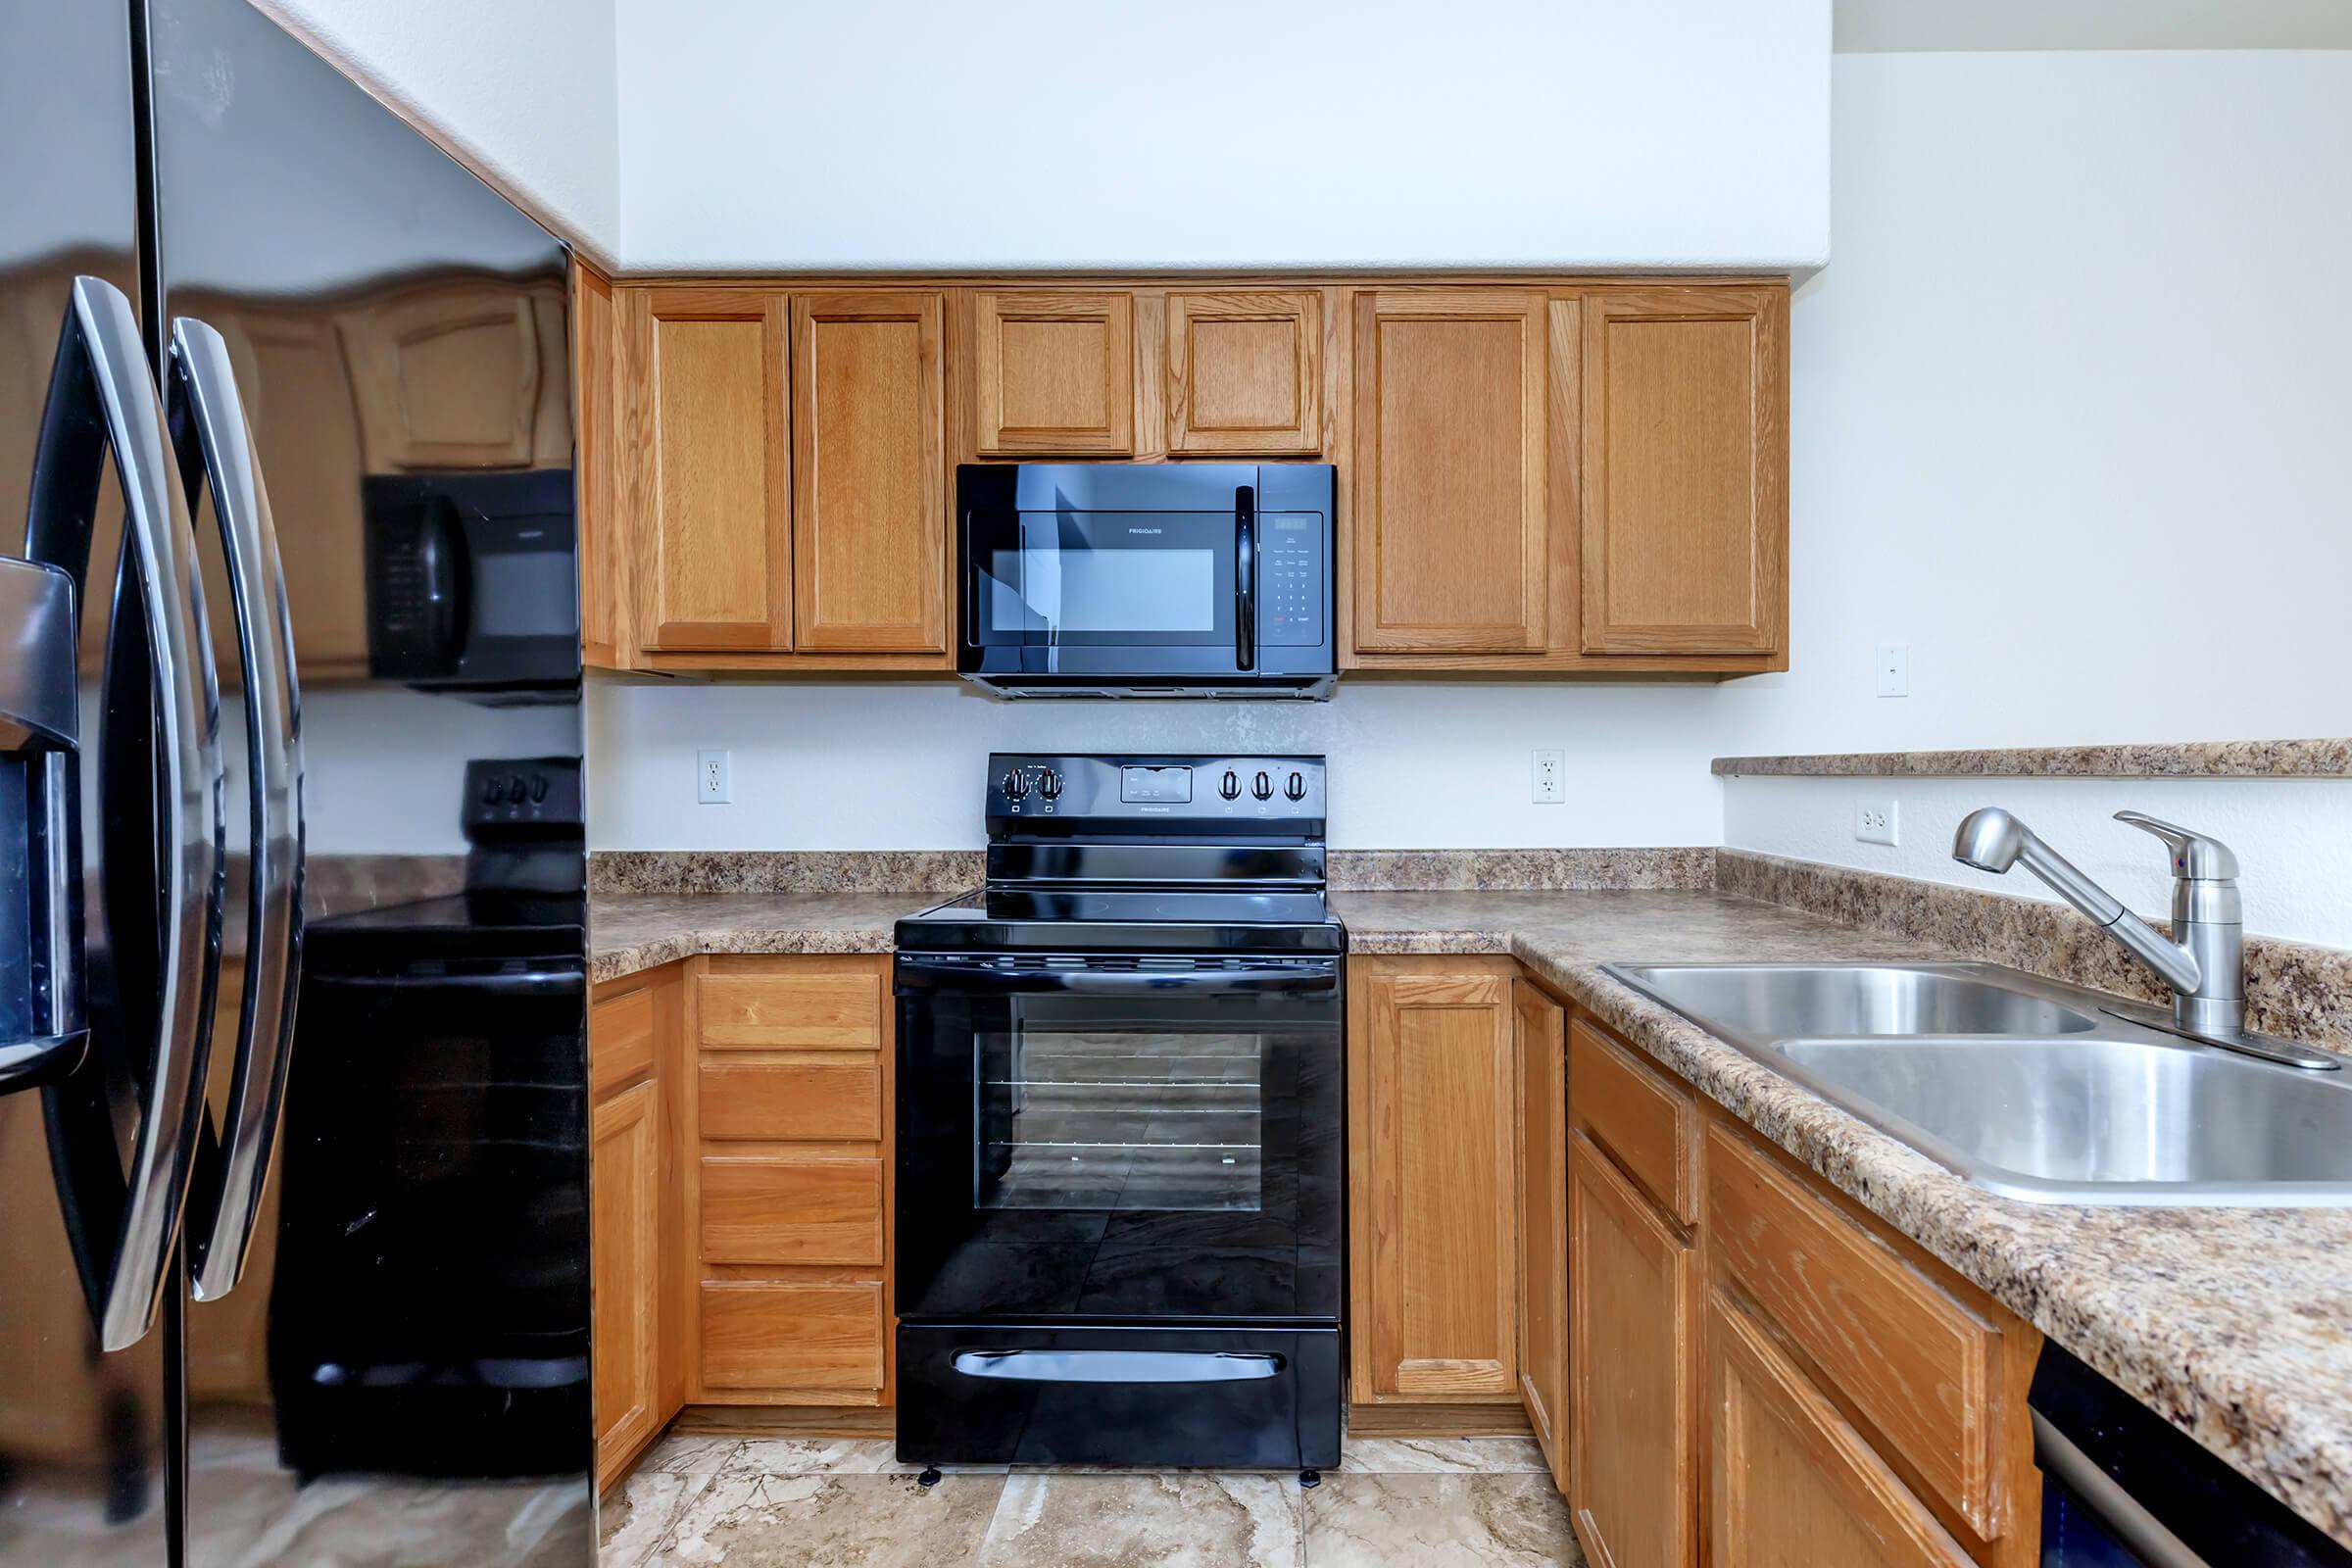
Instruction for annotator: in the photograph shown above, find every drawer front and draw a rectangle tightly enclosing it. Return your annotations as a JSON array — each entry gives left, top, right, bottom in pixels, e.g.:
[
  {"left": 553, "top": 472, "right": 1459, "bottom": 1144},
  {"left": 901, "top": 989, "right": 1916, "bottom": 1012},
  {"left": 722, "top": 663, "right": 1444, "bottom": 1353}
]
[
  {"left": 699, "top": 956, "right": 884, "bottom": 1050},
  {"left": 701, "top": 1157, "right": 884, "bottom": 1265},
  {"left": 1706, "top": 1124, "right": 2006, "bottom": 1539},
  {"left": 590, "top": 982, "right": 658, "bottom": 1100},
  {"left": 699, "top": 1280, "right": 886, "bottom": 1393},
  {"left": 1571, "top": 1017, "right": 1698, "bottom": 1224},
  {"left": 700, "top": 1059, "right": 882, "bottom": 1142}
]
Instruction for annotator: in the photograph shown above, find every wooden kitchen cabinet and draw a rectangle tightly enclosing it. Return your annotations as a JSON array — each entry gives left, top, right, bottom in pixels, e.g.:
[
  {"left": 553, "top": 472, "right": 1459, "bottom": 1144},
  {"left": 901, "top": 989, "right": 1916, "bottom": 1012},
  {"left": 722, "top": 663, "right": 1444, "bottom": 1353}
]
[
  {"left": 1710, "top": 1288, "right": 1974, "bottom": 1568},
  {"left": 791, "top": 291, "right": 948, "bottom": 653},
  {"left": 1580, "top": 286, "right": 1787, "bottom": 656},
  {"left": 622, "top": 287, "right": 793, "bottom": 652},
  {"left": 1350, "top": 290, "right": 1550, "bottom": 655},
  {"left": 340, "top": 274, "right": 570, "bottom": 472},
  {"left": 971, "top": 289, "right": 1135, "bottom": 455},
  {"left": 1568, "top": 1128, "right": 1699, "bottom": 1568},
  {"left": 1348, "top": 956, "right": 1520, "bottom": 1403},
  {"left": 1512, "top": 980, "right": 1569, "bottom": 1487},
  {"left": 590, "top": 964, "right": 687, "bottom": 1491},
  {"left": 686, "top": 955, "right": 895, "bottom": 1406},
  {"left": 1164, "top": 290, "right": 1322, "bottom": 454}
]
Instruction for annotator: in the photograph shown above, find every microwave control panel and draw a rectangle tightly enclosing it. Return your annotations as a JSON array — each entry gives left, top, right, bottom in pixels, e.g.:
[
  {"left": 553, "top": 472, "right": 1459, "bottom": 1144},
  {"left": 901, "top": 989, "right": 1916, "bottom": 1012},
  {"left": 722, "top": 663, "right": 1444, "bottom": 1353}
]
[{"left": 1259, "top": 514, "right": 1324, "bottom": 649}]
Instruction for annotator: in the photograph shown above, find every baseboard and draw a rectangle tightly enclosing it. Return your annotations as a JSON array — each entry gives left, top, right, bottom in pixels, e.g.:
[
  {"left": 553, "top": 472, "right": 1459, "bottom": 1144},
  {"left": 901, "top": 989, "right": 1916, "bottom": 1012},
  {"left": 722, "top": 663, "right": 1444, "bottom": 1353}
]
[
  {"left": 1348, "top": 1401, "right": 1533, "bottom": 1439},
  {"left": 667, "top": 1403, "right": 899, "bottom": 1439}
]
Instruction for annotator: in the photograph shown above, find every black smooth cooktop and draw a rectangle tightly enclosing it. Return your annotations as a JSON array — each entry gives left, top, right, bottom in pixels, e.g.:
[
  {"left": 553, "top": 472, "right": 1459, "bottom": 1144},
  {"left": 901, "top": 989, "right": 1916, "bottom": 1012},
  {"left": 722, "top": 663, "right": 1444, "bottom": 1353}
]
[{"left": 895, "top": 887, "right": 1344, "bottom": 955}]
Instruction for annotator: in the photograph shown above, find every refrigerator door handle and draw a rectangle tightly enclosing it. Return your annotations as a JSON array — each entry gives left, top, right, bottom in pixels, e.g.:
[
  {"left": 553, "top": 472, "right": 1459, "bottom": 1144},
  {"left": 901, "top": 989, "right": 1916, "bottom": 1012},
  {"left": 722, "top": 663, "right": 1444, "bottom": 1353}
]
[
  {"left": 0, "top": 557, "right": 87, "bottom": 1093},
  {"left": 169, "top": 317, "right": 304, "bottom": 1302},
  {"left": 30, "top": 276, "right": 226, "bottom": 1353}
]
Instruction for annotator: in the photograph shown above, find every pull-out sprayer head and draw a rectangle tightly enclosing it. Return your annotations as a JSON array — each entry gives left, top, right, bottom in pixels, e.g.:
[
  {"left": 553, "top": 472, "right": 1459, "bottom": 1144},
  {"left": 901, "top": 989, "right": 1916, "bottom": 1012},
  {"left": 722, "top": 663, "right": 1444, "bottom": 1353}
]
[{"left": 1952, "top": 808, "right": 2027, "bottom": 874}]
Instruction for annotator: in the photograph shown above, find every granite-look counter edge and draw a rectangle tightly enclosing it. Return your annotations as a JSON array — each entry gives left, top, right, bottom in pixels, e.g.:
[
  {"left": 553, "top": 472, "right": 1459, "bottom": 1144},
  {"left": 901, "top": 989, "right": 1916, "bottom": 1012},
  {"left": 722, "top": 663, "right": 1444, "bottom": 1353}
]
[
  {"left": 589, "top": 891, "right": 925, "bottom": 983},
  {"left": 1712, "top": 736, "right": 2352, "bottom": 778}
]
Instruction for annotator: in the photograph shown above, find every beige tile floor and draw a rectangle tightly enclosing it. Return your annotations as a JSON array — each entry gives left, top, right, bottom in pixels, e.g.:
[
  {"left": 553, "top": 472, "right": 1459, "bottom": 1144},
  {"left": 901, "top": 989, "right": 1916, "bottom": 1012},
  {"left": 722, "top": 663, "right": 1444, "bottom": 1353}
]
[{"left": 602, "top": 1433, "right": 1586, "bottom": 1567}]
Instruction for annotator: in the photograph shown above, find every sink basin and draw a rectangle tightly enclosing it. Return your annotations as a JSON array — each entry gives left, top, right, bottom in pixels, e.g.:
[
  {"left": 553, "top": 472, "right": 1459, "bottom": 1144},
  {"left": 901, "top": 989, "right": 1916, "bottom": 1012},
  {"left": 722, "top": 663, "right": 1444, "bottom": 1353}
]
[
  {"left": 1607, "top": 963, "right": 2102, "bottom": 1044},
  {"left": 1603, "top": 961, "right": 2352, "bottom": 1205}
]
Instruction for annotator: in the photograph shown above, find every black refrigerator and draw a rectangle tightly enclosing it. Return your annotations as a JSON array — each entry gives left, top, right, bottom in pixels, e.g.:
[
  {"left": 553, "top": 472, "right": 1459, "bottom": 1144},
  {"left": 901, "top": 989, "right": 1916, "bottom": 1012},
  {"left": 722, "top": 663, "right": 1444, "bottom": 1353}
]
[{"left": 0, "top": 0, "right": 593, "bottom": 1563}]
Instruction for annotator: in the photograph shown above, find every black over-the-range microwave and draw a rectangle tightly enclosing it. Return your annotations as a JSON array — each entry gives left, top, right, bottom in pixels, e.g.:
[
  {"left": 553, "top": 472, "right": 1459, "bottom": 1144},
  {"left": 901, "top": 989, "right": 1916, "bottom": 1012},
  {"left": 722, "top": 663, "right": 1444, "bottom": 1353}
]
[
  {"left": 956, "top": 462, "right": 1337, "bottom": 699},
  {"left": 364, "top": 469, "right": 582, "bottom": 702}
]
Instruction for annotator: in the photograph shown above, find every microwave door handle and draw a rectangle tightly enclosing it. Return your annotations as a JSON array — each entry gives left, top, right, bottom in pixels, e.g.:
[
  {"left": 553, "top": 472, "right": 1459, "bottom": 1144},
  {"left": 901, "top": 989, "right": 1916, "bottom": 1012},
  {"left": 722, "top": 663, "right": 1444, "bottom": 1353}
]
[
  {"left": 0, "top": 558, "right": 88, "bottom": 1093},
  {"left": 168, "top": 318, "right": 305, "bottom": 1302},
  {"left": 1234, "top": 484, "right": 1255, "bottom": 671},
  {"left": 33, "top": 277, "right": 226, "bottom": 1352}
]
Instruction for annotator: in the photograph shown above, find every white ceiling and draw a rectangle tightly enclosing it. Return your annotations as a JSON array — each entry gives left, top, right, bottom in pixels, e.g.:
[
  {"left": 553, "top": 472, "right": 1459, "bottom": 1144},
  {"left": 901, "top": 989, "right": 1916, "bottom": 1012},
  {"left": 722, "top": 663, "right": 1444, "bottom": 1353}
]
[{"left": 1837, "top": 0, "right": 2352, "bottom": 52}]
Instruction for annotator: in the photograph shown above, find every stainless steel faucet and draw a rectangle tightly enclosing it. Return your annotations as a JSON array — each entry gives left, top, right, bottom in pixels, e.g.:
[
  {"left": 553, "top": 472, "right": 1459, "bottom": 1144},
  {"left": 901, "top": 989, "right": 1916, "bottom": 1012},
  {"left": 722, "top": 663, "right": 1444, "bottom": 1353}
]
[{"left": 1952, "top": 808, "right": 2244, "bottom": 1037}]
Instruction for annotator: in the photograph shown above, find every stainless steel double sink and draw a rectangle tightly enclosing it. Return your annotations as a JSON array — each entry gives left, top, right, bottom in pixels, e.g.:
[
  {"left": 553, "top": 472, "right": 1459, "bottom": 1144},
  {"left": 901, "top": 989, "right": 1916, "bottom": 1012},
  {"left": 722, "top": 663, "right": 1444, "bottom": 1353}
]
[{"left": 1601, "top": 961, "right": 2352, "bottom": 1205}]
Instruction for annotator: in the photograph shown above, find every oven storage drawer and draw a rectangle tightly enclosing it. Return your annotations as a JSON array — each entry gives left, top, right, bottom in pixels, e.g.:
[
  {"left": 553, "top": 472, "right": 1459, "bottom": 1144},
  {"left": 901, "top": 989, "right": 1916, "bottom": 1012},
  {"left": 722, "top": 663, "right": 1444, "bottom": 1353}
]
[{"left": 896, "top": 1324, "right": 1341, "bottom": 1470}]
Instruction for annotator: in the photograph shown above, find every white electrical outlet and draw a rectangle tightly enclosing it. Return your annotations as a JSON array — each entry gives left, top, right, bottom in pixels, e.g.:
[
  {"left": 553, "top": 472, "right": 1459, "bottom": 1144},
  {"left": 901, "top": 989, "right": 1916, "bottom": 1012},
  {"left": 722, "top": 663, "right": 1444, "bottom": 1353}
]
[
  {"left": 1876, "top": 643, "right": 1910, "bottom": 698},
  {"left": 1854, "top": 797, "right": 1898, "bottom": 847},
  {"left": 697, "top": 749, "right": 732, "bottom": 805},
  {"left": 1531, "top": 749, "right": 1565, "bottom": 805}
]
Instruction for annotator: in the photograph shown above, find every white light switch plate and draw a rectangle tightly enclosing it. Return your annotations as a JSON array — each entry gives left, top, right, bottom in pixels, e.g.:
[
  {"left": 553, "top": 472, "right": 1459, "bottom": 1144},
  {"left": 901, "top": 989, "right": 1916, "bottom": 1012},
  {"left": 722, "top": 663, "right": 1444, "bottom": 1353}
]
[
  {"left": 697, "top": 749, "right": 731, "bottom": 804},
  {"left": 1854, "top": 797, "right": 1898, "bottom": 846}
]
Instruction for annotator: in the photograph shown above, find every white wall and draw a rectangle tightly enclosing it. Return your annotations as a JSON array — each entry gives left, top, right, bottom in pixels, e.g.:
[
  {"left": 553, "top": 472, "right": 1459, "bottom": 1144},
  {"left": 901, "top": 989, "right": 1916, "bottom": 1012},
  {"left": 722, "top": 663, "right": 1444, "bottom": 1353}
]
[
  {"left": 248, "top": 0, "right": 618, "bottom": 264},
  {"left": 586, "top": 678, "right": 1733, "bottom": 852},
  {"left": 612, "top": 0, "right": 1831, "bottom": 271},
  {"left": 1713, "top": 50, "right": 2352, "bottom": 948}
]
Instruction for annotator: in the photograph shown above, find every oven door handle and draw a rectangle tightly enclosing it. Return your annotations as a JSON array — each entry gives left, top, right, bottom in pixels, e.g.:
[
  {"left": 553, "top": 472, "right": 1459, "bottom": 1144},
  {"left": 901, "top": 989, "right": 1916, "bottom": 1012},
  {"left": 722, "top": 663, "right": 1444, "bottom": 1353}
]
[
  {"left": 895, "top": 955, "right": 1337, "bottom": 997},
  {"left": 953, "top": 1348, "right": 1285, "bottom": 1385}
]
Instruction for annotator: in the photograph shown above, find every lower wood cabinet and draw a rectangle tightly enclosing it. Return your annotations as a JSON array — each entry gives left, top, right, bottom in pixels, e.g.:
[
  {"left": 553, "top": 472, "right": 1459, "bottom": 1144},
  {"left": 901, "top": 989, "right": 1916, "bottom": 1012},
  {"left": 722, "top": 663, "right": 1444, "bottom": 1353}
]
[
  {"left": 1348, "top": 957, "right": 1520, "bottom": 1403},
  {"left": 592, "top": 1078, "right": 661, "bottom": 1481},
  {"left": 1568, "top": 1128, "right": 1698, "bottom": 1568},
  {"left": 1710, "top": 1289, "right": 1974, "bottom": 1568},
  {"left": 1512, "top": 980, "right": 1569, "bottom": 1486}
]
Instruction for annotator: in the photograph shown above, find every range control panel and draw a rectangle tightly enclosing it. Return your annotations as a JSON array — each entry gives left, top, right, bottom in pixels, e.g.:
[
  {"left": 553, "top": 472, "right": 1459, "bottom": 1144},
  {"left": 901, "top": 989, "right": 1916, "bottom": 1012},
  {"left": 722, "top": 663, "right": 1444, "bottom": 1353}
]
[
  {"left": 462, "top": 756, "right": 584, "bottom": 840},
  {"left": 988, "top": 754, "right": 1326, "bottom": 828}
]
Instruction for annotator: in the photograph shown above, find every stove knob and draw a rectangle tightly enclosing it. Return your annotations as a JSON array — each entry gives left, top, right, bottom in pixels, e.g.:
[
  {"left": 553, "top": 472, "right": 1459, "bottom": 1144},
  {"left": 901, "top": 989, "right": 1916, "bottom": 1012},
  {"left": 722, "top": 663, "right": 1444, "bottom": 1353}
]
[
  {"left": 481, "top": 774, "right": 504, "bottom": 805},
  {"left": 1219, "top": 770, "right": 1241, "bottom": 801},
  {"left": 1037, "top": 769, "right": 1062, "bottom": 801},
  {"left": 1252, "top": 770, "right": 1273, "bottom": 801},
  {"left": 1286, "top": 771, "right": 1306, "bottom": 802},
  {"left": 1003, "top": 770, "right": 1029, "bottom": 799}
]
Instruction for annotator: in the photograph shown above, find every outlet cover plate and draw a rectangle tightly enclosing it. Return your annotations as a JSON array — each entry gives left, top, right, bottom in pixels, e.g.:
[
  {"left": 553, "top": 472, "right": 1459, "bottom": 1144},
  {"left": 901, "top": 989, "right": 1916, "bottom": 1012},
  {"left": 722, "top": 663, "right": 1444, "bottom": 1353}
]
[
  {"left": 1854, "top": 797, "right": 1898, "bottom": 846},
  {"left": 697, "top": 749, "right": 732, "bottom": 805},
  {"left": 1532, "top": 749, "right": 1565, "bottom": 805}
]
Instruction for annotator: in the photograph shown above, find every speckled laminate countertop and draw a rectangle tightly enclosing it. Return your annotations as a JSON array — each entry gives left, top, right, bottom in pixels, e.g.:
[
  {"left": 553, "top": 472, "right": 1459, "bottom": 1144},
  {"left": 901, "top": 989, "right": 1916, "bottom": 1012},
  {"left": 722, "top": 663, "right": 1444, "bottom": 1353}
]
[{"left": 589, "top": 885, "right": 2352, "bottom": 1546}]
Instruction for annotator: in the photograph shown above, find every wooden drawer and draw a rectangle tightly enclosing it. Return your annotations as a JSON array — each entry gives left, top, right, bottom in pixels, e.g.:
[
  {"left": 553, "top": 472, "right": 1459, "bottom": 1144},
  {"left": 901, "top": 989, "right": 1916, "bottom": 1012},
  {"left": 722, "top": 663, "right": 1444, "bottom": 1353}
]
[
  {"left": 699, "top": 1280, "right": 886, "bottom": 1393},
  {"left": 700, "top": 1157, "right": 883, "bottom": 1265},
  {"left": 590, "top": 982, "right": 657, "bottom": 1100},
  {"left": 1570, "top": 1017, "right": 1698, "bottom": 1224},
  {"left": 698, "top": 956, "right": 884, "bottom": 1051},
  {"left": 1706, "top": 1124, "right": 2009, "bottom": 1540},
  {"left": 700, "top": 1059, "right": 882, "bottom": 1142}
]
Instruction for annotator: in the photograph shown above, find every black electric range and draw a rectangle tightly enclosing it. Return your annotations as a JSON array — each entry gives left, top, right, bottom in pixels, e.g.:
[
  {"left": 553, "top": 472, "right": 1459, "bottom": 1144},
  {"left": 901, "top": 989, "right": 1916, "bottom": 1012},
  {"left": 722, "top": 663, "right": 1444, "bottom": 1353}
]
[{"left": 893, "top": 755, "right": 1345, "bottom": 1479}]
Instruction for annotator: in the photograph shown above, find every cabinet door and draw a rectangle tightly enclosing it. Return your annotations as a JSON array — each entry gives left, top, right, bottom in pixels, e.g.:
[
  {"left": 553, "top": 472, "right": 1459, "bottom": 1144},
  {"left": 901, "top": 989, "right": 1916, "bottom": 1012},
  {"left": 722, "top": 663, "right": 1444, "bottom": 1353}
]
[
  {"left": 340, "top": 277, "right": 551, "bottom": 471},
  {"left": 573, "top": 261, "right": 628, "bottom": 669},
  {"left": 1711, "top": 1290, "right": 1975, "bottom": 1568},
  {"left": 1513, "top": 982, "right": 1569, "bottom": 1489},
  {"left": 1351, "top": 290, "right": 1548, "bottom": 654},
  {"left": 1581, "top": 287, "right": 1787, "bottom": 656},
  {"left": 1568, "top": 1131, "right": 1696, "bottom": 1568},
  {"left": 790, "top": 291, "right": 948, "bottom": 653},
  {"left": 1165, "top": 291, "right": 1321, "bottom": 454},
  {"left": 972, "top": 290, "right": 1134, "bottom": 455},
  {"left": 592, "top": 1080, "right": 661, "bottom": 1487},
  {"left": 624, "top": 287, "right": 792, "bottom": 651},
  {"left": 1357, "top": 966, "right": 1518, "bottom": 1399}
]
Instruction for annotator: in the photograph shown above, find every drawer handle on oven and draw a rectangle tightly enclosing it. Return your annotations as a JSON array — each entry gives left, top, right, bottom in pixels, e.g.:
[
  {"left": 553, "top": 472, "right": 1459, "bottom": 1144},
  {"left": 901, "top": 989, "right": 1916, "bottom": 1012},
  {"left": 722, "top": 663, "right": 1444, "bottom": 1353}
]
[{"left": 952, "top": 1349, "right": 1284, "bottom": 1385}]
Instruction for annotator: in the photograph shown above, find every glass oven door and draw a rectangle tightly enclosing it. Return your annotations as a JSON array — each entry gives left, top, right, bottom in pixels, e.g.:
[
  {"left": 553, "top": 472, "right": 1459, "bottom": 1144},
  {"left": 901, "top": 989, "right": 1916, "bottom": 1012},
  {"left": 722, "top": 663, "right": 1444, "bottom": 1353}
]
[{"left": 896, "top": 954, "right": 1342, "bottom": 1324}]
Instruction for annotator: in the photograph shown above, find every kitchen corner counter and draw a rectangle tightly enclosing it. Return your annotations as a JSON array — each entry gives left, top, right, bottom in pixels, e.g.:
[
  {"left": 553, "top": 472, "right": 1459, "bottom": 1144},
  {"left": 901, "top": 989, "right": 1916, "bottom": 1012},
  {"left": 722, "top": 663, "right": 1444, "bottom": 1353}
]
[
  {"left": 590, "top": 891, "right": 927, "bottom": 983},
  {"left": 1339, "top": 888, "right": 2352, "bottom": 1551}
]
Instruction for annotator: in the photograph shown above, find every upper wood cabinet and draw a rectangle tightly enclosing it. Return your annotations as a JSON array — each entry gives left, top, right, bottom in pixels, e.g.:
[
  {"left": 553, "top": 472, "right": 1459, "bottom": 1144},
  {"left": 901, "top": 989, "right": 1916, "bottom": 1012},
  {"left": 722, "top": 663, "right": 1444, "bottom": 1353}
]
[
  {"left": 971, "top": 290, "right": 1134, "bottom": 455},
  {"left": 1165, "top": 291, "right": 1321, "bottom": 455},
  {"left": 791, "top": 291, "right": 948, "bottom": 653},
  {"left": 1349, "top": 957, "right": 1520, "bottom": 1402},
  {"left": 624, "top": 287, "right": 793, "bottom": 652},
  {"left": 1581, "top": 286, "right": 1787, "bottom": 656},
  {"left": 572, "top": 262, "right": 626, "bottom": 669},
  {"left": 341, "top": 275, "right": 569, "bottom": 472},
  {"left": 1513, "top": 980, "right": 1569, "bottom": 1488},
  {"left": 1351, "top": 290, "right": 1550, "bottom": 654}
]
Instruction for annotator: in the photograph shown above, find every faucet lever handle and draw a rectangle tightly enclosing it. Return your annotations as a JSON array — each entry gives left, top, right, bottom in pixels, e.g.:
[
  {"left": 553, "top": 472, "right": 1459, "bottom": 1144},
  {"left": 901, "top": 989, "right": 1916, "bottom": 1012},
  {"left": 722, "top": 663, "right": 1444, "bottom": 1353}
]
[{"left": 2115, "top": 811, "right": 2240, "bottom": 879}]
